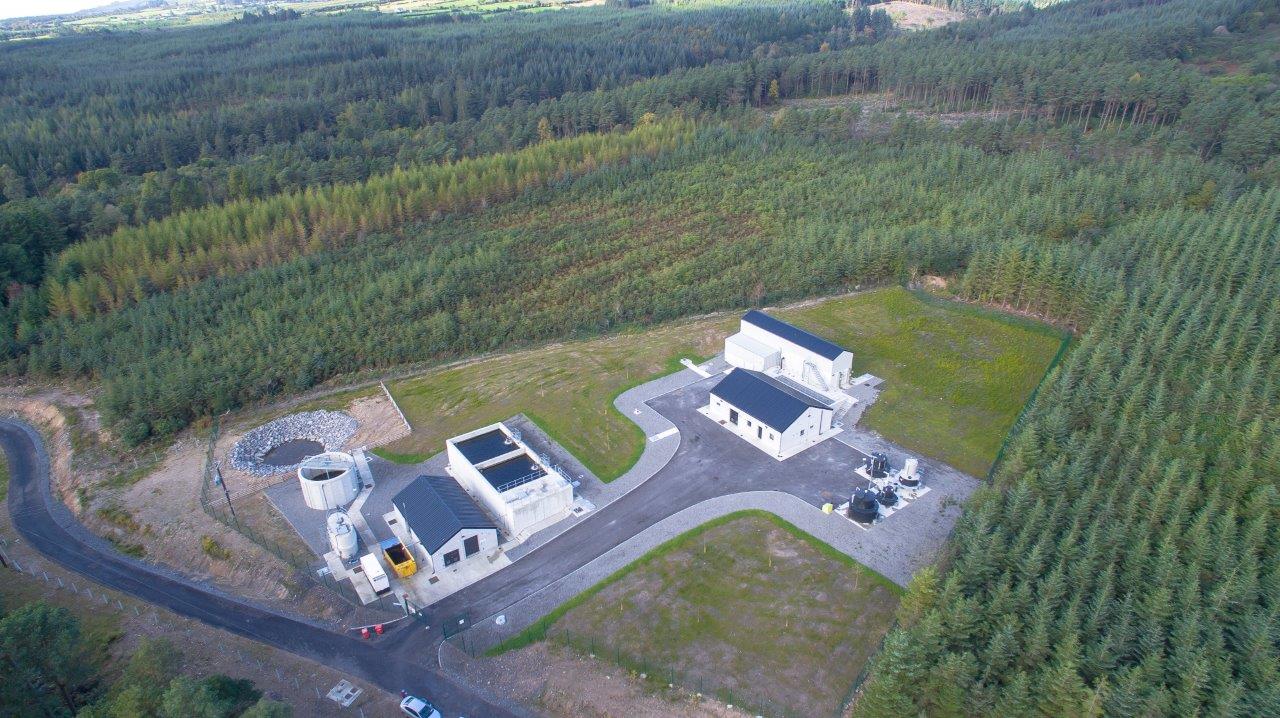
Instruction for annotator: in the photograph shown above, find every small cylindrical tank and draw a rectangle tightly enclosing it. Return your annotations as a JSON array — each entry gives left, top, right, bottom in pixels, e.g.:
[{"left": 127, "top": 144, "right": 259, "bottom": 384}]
[
  {"left": 327, "top": 511, "right": 359, "bottom": 560},
  {"left": 848, "top": 488, "right": 879, "bottom": 523},
  {"left": 898, "top": 458, "right": 922, "bottom": 487},
  {"left": 299, "top": 451, "right": 360, "bottom": 510}
]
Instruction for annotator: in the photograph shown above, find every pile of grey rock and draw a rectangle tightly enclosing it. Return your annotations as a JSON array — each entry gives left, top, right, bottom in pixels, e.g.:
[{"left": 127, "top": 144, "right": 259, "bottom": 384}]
[{"left": 229, "top": 410, "right": 358, "bottom": 476}]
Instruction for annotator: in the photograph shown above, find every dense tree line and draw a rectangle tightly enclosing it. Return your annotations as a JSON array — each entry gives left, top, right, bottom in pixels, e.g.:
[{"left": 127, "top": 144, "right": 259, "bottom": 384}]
[
  {"left": 19, "top": 119, "right": 1242, "bottom": 443},
  {"left": 857, "top": 185, "right": 1280, "bottom": 717},
  {"left": 0, "top": 1, "right": 851, "bottom": 299},
  {"left": 7, "top": 0, "right": 1266, "bottom": 325},
  {"left": 0, "top": 599, "right": 289, "bottom": 717},
  {"left": 0, "top": 1, "right": 848, "bottom": 196},
  {"left": 42, "top": 119, "right": 693, "bottom": 320}
]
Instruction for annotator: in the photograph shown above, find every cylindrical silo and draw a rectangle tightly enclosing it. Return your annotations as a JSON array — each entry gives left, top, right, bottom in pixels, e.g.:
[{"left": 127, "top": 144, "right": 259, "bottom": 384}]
[
  {"left": 327, "top": 511, "right": 359, "bottom": 561},
  {"left": 298, "top": 452, "right": 360, "bottom": 510}
]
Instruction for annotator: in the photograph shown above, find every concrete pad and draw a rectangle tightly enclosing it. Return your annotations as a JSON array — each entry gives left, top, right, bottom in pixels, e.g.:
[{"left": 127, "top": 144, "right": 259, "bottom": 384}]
[{"left": 401, "top": 550, "right": 514, "bottom": 606}]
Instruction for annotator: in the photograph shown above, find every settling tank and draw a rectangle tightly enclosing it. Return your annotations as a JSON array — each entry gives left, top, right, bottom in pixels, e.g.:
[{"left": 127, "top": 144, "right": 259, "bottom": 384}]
[
  {"left": 298, "top": 451, "right": 360, "bottom": 510},
  {"left": 327, "top": 511, "right": 359, "bottom": 561}
]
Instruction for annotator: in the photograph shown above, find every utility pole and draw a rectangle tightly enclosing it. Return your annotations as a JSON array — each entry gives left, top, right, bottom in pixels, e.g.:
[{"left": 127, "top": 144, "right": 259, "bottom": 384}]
[{"left": 213, "top": 460, "right": 237, "bottom": 522}]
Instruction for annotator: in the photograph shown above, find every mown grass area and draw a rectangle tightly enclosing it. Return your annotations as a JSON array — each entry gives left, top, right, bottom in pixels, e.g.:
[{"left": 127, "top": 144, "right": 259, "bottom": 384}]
[
  {"left": 492, "top": 512, "right": 900, "bottom": 716},
  {"left": 0, "top": 451, "right": 8, "bottom": 502},
  {"left": 380, "top": 320, "right": 732, "bottom": 479},
  {"left": 380, "top": 287, "right": 1059, "bottom": 480},
  {"left": 781, "top": 287, "right": 1066, "bottom": 476}
]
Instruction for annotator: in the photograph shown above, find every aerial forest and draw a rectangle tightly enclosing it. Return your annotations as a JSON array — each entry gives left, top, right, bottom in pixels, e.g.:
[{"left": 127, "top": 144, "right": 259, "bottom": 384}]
[{"left": 1, "top": 0, "right": 1279, "bottom": 713}]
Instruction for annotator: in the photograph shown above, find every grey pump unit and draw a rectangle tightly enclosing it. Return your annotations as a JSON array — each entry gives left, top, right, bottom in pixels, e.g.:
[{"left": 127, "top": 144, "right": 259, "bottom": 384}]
[
  {"left": 867, "top": 452, "right": 889, "bottom": 478},
  {"left": 877, "top": 485, "right": 898, "bottom": 507}
]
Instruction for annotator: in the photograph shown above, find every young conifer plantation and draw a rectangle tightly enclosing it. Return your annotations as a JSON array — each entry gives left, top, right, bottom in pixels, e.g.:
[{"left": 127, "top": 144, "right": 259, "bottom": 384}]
[{"left": 1, "top": 0, "right": 1277, "bottom": 714}]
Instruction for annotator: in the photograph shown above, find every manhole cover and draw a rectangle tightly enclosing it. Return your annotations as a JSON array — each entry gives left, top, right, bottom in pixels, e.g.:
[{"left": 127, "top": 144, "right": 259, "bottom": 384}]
[{"left": 326, "top": 679, "right": 363, "bottom": 707}]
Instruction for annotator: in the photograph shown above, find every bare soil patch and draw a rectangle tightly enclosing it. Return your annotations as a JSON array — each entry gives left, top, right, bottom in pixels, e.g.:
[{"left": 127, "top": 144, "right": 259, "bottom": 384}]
[
  {"left": 472, "top": 641, "right": 750, "bottom": 718},
  {"left": 877, "top": 1, "right": 964, "bottom": 30}
]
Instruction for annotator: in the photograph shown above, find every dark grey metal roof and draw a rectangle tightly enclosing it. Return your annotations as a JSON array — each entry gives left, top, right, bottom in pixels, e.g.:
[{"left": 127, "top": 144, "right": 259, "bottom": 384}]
[
  {"left": 454, "top": 428, "right": 518, "bottom": 465},
  {"left": 710, "top": 368, "right": 832, "bottom": 432},
  {"left": 393, "top": 475, "right": 496, "bottom": 554},
  {"left": 742, "top": 310, "right": 847, "bottom": 360}
]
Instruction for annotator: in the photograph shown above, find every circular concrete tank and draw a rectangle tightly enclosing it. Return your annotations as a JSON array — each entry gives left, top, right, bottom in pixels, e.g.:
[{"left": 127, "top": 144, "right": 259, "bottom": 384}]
[
  {"left": 298, "top": 451, "right": 360, "bottom": 510},
  {"left": 327, "top": 511, "right": 359, "bottom": 561}
]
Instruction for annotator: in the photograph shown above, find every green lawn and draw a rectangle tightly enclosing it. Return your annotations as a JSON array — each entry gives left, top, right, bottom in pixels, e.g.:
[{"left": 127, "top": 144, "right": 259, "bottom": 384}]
[
  {"left": 380, "top": 287, "right": 1061, "bottom": 480},
  {"left": 493, "top": 512, "right": 900, "bottom": 716},
  {"left": 0, "top": 451, "right": 8, "bottom": 501},
  {"left": 381, "top": 318, "right": 732, "bottom": 479},
  {"left": 779, "top": 288, "right": 1066, "bottom": 477}
]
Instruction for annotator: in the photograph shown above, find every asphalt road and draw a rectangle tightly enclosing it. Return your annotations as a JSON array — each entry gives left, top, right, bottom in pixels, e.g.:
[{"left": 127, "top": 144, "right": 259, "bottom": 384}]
[
  {"left": 0, "top": 375, "right": 974, "bottom": 715},
  {"left": 428, "top": 377, "right": 876, "bottom": 632},
  {"left": 1, "top": 418, "right": 520, "bottom": 718}
]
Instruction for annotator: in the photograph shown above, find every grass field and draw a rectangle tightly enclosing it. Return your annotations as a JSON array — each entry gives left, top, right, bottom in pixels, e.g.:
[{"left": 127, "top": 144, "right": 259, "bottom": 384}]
[
  {"left": 379, "top": 318, "right": 732, "bottom": 478},
  {"left": 494, "top": 512, "right": 900, "bottom": 716},
  {"left": 380, "top": 287, "right": 1061, "bottom": 480},
  {"left": 780, "top": 288, "right": 1066, "bottom": 477},
  {"left": 0, "top": 451, "right": 8, "bottom": 502}
]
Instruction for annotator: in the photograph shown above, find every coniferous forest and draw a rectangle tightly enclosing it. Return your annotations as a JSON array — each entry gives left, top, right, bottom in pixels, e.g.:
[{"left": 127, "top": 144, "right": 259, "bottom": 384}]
[{"left": 2, "top": 0, "right": 1279, "bottom": 714}]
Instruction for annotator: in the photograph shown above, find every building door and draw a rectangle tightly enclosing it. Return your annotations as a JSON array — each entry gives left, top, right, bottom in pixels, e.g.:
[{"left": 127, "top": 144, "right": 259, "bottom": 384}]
[
  {"left": 464, "top": 535, "right": 480, "bottom": 557},
  {"left": 729, "top": 409, "right": 739, "bottom": 425},
  {"left": 443, "top": 549, "right": 461, "bottom": 567},
  {"left": 757, "top": 426, "right": 763, "bottom": 439}
]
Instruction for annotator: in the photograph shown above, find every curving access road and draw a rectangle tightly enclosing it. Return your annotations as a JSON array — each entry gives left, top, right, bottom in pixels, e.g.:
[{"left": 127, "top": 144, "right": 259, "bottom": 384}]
[
  {"left": 1, "top": 371, "right": 977, "bottom": 717},
  {"left": 1, "top": 418, "right": 525, "bottom": 718}
]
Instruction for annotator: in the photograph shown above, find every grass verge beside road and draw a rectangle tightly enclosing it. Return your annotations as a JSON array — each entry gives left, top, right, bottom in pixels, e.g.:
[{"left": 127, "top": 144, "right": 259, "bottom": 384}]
[{"left": 490, "top": 511, "right": 900, "bottom": 716}]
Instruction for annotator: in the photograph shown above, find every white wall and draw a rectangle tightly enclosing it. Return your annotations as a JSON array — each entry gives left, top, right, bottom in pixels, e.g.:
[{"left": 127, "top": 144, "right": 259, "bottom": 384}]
[
  {"left": 739, "top": 321, "right": 853, "bottom": 390},
  {"left": 707, "top": 396, "right": 832, "bottom": 458},
  {"left": 507, "top": 477, "right": 574, "bottom": 536},
  {"left": 707, "top": 396, "right": 783, "bottom": 456},
  {"left": 427, "top": 527, "right": 500, "bottom": 573},
  {"left": 725, "top": 333, "right": 780, "bottom": 373},
  {"left": 777, "top": 405, "right": 832, "bottom": 455},
  {"left": 447, "top": 441, "right": 515, "bottom": 534}
]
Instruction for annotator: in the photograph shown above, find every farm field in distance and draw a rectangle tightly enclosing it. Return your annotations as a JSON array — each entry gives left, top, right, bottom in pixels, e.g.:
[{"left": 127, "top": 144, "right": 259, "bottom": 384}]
[
  {"left": 380, "top": 287, "right": 1060, "bottom": 479},
  {"left": 496, "top": 512, "right": 901, "bottom": 716}
]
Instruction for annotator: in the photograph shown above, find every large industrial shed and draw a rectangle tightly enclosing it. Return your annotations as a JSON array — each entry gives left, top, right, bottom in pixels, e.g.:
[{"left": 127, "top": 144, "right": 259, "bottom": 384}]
[
  {"left": 726, "top": 310, "right": 853, "bottom": 392},
  {"left": 389, "top": 475, "right": 499, "bottom": 575},
  {"left": 707, "top": 368, "right": 836, "bottom": 459},
  {"left": 446, "top": 422, "right": 573, "bottom": 538}
]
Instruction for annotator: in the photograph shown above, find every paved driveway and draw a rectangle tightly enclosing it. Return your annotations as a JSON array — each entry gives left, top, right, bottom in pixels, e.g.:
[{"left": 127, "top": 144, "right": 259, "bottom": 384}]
[
  {"left": 428, "top": 374, "right": 976, "bottom": 650},
  {"left": 2, "top": 370, "right": 977, "bottom": 716}
]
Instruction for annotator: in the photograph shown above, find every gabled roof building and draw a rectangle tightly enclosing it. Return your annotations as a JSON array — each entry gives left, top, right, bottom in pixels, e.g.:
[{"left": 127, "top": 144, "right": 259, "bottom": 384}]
[
  {"left": 389, "top": 475, "right": 499, "bottom": 574},
  {"left": 707, "top": 368, "right": 836, "bottom": 459},
  {"left": 726, "top": 310, "right": 853, "bottom": 392}
]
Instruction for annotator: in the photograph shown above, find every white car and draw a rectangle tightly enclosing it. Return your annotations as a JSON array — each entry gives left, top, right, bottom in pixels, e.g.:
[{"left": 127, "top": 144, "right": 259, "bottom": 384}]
[{"left": 399, "top": 694, "right": 442, "bottom": 718}]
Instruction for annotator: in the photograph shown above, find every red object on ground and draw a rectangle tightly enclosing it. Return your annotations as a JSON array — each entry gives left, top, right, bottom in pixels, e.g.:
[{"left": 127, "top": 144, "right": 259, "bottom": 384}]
[
  {"left": 374, "top": 624, "right": 384, "bottom": 635},
  {"left": 360, "top": 627, "right": 370, "bottom": 640}
]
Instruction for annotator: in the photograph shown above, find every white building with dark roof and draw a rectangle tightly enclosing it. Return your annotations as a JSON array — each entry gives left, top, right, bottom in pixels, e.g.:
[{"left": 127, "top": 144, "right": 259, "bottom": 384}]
[
  {"left": 705, "top": 368, "right": 836, "bottom": 459},
  {"left": 446, "top": 422, "right": 573, "bottom": 538},
  {"left": 388, "top": 475, "right": 499, "bottom": 575},
  {"left": 726, "top": 309, "right": 853, "bottom": 392}
]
